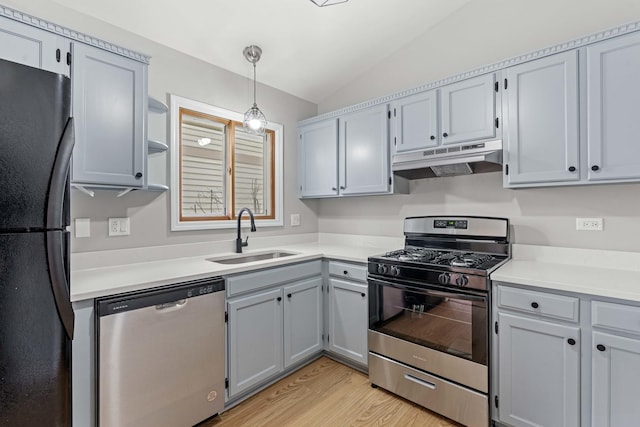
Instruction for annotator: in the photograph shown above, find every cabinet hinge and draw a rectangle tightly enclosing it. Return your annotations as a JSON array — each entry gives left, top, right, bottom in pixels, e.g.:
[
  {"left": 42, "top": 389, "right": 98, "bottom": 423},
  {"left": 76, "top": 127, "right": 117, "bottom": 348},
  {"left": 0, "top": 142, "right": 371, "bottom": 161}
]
[
  {"left": 327, "top": 334, "right": 329, "bottom": 343},
  {"left": 322, "top": 334, "right": 325, "bottom": 342},
  {"left": 503, "top": 78, "right": 508, "bottom": 90},
  {"left": 494, "top": 321, "right": 499, "bottom": 334},
  {"left": 225, "top": 378, "right": 229, "bottom": 389},
  {"left": 388, "top": 176, "right": 392, "bottom": 186},
  {"left": 66, "top": 52, "right": 71, "bottom": 66},
  {"left": 494, "top": 81, "right": 499, "bottom": 92},
  {"left": 394, "top": 137, "right": 396, "bottom": 146},
  {"left": 388, "top": 111, "right": 391, "bottom": 119},
  {"left": 56, "top": 49, "right": 61, "bottom": 63},
  {"left": 504, "top": 164, "right": 509, "bottom": 176},
  {"left": 225, "top": 312, "right": 228, "bottom": 323},
  {"left": 393, "top": 108, "right": 396, "bottom": 117},
  {"left": 494, "top": 395, "right": 499, "bottom": 408},
  {"left": 495, "top": 117, "right": 499, "bottom": 129}
]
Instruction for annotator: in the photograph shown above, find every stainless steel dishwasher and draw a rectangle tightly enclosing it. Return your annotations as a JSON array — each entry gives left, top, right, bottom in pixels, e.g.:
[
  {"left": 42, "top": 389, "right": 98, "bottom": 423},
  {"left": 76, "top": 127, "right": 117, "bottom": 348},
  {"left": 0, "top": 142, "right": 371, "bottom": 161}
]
[{"left": 97, "top": 277, "right": 225, "bottom": 427}]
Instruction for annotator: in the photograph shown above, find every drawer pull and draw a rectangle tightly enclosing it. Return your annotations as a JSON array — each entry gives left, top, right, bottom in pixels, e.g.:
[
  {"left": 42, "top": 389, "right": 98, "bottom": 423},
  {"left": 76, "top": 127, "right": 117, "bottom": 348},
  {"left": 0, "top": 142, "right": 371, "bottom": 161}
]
[
  {"left": 277, "top": 297, "right": 282, "bottom": 302},
  {"left": 596, "top": 344, "right": 606, "bottom": 352},
  {"left": 361, "top": 293, "right": 366, "bottom": 298},
  {"left": 403, "top": 373, "right": 436, "bottom": 390},
  {"left": 343, "top": 270, "right": 348, "bottom": 275},
  {"left": 567, "top": 338, "right": 576, "bottom": 346},
  {"left": 287, "top": 293, "right": 292, "bottom": 299},
  {"left": 531, "top": 302, "right": 539, "bottom": 309}
]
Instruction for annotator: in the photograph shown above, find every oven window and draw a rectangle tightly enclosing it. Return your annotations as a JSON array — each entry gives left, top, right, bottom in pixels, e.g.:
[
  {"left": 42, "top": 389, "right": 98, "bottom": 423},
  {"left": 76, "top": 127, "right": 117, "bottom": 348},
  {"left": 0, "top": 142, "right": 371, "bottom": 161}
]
[{"left": 371, "top": 282, "right": 487, "bottom": 365}]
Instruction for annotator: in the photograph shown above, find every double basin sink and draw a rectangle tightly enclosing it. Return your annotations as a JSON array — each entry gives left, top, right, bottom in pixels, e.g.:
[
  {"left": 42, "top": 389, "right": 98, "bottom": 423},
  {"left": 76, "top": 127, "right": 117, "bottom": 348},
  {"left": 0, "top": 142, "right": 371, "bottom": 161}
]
[{"left": 206, "top": 250, "right": 298, "bottom": 265}]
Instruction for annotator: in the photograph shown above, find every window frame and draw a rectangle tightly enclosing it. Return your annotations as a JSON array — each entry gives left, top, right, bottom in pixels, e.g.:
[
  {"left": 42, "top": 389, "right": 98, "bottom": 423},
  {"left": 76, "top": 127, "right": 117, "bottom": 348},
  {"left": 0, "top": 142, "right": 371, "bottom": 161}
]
[{"left": 169, "top": 94, "right": 283, "bottom": 231}]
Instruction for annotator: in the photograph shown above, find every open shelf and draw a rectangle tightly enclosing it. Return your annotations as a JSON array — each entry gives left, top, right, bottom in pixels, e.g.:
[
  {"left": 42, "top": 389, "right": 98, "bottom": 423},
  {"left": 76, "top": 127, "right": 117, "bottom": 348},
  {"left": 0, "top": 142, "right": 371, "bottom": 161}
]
[
  {"left": 148, "top": 96, "right": 168, "bottom": 114},
  {"left": 148, "top": 138, "right": 168, "bottom": 153}
]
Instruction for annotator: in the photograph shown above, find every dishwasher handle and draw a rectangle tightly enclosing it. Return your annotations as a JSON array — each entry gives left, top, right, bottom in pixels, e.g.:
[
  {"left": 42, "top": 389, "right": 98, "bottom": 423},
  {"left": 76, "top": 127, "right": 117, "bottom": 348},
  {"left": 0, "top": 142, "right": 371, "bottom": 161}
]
[{"left": 97, "top": 277, "right": 224, "bottom": 317}]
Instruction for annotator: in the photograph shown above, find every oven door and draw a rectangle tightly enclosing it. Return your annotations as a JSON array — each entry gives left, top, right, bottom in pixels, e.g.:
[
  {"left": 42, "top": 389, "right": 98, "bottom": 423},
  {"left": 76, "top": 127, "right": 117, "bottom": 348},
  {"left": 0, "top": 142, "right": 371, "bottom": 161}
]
[{"left": 368, "top": 275, "right": 488, "bottom": 366}]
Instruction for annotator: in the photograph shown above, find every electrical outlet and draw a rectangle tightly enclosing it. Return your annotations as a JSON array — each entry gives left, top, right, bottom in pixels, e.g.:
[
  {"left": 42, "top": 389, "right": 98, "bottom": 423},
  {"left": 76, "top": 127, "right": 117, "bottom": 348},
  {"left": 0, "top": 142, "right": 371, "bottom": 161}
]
[
  {"left": 576, "top": 218, "right": 603, "bottom": 231},
  {"left": 108, "top": 217, "right": 130, "bottom": 236},
  {"left": 290, "top": 214, "right": 301, "bottom": 227}
]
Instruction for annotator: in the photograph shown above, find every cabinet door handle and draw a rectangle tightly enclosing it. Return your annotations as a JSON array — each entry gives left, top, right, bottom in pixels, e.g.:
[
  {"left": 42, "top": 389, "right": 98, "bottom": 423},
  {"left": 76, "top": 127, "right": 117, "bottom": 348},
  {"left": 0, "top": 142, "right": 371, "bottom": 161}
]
[
  {"left": 360, "top": 293, "right": 366, "bottom": 298},
  {"left": 596, "top": 344, "right": 606, "bottom": 352},
  {"left": 331, "top": 187, "right": 337, "bottom": 191},
  {"left": 135, "top": 172, "right": 143, "bottom": 179},
  {"left": 567, "top": 338, "right": 576, "bottom": 346},
  {"left": 277, "top": 297, "right": 282, "bottom": 302},
  {"left": 531, "top": 302, "right": 539, "bottom": 309},
  {"left": 568, "top": 166, "right": 576, "bottom": 172},
  {"left": 343, "top": 270, "right": 348, "bottom": 275},
  {"left": 287, "top": 293, "right": 292, "bottom": 299},
  {"left": 339, "top": 186, "right": 346, "bottom": 190},
  {"left": 591, "top": 165, "right": 600, "bottom": 171},
  {"left": 442, "top": 132, "right": 449, "bottom": 138},
  {"left": 430, "top": 135, "right": 435, "bottom": 140}
]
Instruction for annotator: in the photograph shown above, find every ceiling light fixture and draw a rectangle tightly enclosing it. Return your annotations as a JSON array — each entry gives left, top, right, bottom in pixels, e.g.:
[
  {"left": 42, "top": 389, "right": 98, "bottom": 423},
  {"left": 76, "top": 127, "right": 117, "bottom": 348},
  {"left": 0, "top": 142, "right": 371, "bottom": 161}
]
[
  {"left": 242, "top": 45, "right": 267, "bottom": 136},
  {"left": 310, "top": 0, "right": 348, "bottom": 6}
]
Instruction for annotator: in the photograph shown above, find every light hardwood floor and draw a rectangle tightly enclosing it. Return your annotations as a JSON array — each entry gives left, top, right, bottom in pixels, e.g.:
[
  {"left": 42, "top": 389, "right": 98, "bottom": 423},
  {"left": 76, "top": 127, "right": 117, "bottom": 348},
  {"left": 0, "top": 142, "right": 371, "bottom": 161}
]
[{"left": 202, "top": 357, "right": 460, "bottom": 427}]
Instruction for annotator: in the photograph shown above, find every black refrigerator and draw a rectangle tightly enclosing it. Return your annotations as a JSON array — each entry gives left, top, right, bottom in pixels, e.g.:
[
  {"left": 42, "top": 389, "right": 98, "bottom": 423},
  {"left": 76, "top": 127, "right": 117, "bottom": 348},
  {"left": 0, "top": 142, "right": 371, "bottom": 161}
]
[{"left": 0, "top": 58, "right": 75, "bottom": 426}]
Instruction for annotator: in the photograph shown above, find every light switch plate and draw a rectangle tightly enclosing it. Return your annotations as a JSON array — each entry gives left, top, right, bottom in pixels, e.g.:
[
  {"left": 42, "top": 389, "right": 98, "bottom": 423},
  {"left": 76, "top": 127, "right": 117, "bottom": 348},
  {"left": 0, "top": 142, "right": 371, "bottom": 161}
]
[
  {"left": 290, "top": 214, "right": 301, "bottom": 227},
  {"left": 576, "top": 218, "right": 603, "bottom": 231},
  {"left": 108, "top": 217, "right": 130, "bottom": 236},
  {"left": 75, "top": 218, "right": 91, "bottom": 238}
]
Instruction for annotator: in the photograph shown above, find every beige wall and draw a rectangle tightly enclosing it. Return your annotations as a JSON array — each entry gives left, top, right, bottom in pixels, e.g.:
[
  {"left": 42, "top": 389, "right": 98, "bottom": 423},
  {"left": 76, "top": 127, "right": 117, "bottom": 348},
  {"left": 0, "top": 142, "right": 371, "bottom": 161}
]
[
  {"left": 315, "top": 0, "right": 640, "bottom": 252},
  {"left": 2, "top": 0, "right": 319, "bottom": 253}
]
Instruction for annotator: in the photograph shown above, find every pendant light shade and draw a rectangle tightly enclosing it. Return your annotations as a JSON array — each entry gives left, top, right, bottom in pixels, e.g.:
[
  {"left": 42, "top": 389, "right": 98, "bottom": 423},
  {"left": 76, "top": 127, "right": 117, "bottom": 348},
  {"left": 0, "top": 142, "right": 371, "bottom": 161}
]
[
  {"left": 242, "top": 45, "right": 267, "bottom": 136},
  {"left": 310, "top": 0, "right": 348, "bottom": 6}
]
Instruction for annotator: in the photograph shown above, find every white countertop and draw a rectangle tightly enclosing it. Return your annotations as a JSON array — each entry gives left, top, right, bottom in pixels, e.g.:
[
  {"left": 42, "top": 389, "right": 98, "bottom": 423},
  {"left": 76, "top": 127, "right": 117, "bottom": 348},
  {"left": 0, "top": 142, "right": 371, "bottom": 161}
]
[
  {"left": 70, "top": 234, "right": 398, "bottom": 302},
  {"left": 491, "top": 244, "right": 640, "bottom": 302}
]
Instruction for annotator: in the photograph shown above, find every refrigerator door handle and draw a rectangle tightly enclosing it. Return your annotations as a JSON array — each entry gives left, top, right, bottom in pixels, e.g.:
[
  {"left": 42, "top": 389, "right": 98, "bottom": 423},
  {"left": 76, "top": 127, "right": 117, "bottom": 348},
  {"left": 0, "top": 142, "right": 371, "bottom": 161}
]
[
  {"left": 46, "top": 117, "right": 75, "bottom": 229},
  {"left": 46, "top": 230, "right": 75, "bottom": 339}
]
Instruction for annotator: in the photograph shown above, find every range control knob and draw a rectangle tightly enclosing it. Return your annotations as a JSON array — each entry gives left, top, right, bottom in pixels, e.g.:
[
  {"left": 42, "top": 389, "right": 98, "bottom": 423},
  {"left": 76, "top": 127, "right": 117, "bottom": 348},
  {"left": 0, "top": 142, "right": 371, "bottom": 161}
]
[
  {"left": 438, "top": 273, "right": 450, "bottom": 285},
  {"left": 455, "top": 275, "right": 469, "bottom": 287},
  {"left": 377, "top": 264, "right": 389, "bottom": 274},
  {"left": 390, "top": 266, "right": 400, "bottom": 276}
]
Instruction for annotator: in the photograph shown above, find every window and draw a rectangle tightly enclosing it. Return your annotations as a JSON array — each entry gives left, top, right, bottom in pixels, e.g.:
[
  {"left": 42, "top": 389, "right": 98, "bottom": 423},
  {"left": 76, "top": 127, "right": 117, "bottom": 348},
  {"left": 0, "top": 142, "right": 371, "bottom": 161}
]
[{"left": 170, "top": 95, "right": 283, "bottom": 230}]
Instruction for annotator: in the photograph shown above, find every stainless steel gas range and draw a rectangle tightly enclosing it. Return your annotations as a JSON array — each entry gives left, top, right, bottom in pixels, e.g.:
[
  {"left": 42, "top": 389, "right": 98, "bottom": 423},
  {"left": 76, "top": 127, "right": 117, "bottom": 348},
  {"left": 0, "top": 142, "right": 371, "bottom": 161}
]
[{"left": 367, "top": 216, "right": 510, "bottom": 427}]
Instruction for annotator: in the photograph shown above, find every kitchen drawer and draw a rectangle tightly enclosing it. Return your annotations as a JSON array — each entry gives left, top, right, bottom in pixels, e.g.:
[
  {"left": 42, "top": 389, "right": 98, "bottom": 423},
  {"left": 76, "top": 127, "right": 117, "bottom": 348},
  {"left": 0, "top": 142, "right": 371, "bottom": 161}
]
[
  {"left": 592, "top": 300, "right": 640, "bottom": 336},
  {"left": 227, "top": 260, "right": 321, "bottom": 297},
  {"left": 328, "top": 261, "right": 367, "bottom": 283},
  {"left": 369, "top": 353, "right": 488, "bottom": 427},
  {"left": 497, "top": 285, "right": 579, "bottom": 322}
]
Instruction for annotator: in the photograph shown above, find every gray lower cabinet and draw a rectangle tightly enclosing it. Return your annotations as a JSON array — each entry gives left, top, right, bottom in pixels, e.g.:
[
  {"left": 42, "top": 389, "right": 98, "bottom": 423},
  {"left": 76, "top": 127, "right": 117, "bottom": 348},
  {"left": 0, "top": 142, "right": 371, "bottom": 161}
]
[
  {"left": 227, "top": 288, "right": 283, "bottom": 398},
  {"left": 591, "top": 300, "right": 640, "bottom": 426},
  {"left": 226, "top": 261, "right": 323, "bottom": 400},
  {"left": 497, "top": 312, "right": 580, "bottom": 427},
  {"left": 327, "top": 275, "right": 368, "bottom": 366},
  {"left": 0, "top": 16, "right": 70, "bottom": 76},
  {"left": 283, "top": 277, "right": 323, "bottom": 368},
  {"left": 71, "top": 42, "right": 147, "bottom": 188}
]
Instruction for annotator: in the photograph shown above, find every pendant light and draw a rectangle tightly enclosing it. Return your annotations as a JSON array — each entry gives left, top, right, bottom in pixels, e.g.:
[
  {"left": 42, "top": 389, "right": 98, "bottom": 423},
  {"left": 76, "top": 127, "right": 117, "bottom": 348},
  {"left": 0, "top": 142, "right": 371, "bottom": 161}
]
[
  {"left": 242, "top": 45, "right": 267, "bottom": 136},
  {"left": 310, "top": 0, "right": 348, "bottom": 6}
]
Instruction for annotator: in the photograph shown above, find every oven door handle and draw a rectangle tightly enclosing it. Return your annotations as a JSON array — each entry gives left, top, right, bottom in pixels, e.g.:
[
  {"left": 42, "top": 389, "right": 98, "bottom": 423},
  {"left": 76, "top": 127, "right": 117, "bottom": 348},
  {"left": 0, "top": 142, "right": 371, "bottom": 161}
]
[{"left": 368, "top": 277, "right": 486, "bottom": 302}]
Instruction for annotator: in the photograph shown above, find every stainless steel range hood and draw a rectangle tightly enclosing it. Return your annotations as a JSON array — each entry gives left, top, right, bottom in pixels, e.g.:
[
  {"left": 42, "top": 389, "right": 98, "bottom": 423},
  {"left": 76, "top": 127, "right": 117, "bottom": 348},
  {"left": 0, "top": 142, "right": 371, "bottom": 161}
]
[{"left": 392, "top": 139, "right": 503, "bottom": 179}]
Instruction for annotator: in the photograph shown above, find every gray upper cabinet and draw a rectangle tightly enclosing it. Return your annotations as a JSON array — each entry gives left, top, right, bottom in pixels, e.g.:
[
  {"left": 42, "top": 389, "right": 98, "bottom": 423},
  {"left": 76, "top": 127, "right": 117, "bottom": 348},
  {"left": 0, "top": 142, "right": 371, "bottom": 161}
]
[
  {"left": 283, "top": 277, "right": 323, "bottom": 368},
  {"left": 0, "top": 16, "right": 69, "bottom": 76},
  {"left": 440, "top": 73, "right": 496, "bottom": 145},
  {"left": 497, "top": 312, "right": 580, "bottom": 427},
  {"left": 298, "top": 119, "right": 338, "bottom": 197},
  {"left": 339, "top": 104, "right": 390, "bottom": 196},
  {"left": 71, "top": 42, "right": 147, "bottom": 188},
  {"left": 227, "top": 288, "right": 283, "bottom": 398},
  {"left": 586, "top": 32, "right": 640, "bottom": 182},
  {"left": 503, "top": 51, "right": 580, "bottom": 186},
  {"left": 390, "top": 90, "right": 438, "bottom": 153}
]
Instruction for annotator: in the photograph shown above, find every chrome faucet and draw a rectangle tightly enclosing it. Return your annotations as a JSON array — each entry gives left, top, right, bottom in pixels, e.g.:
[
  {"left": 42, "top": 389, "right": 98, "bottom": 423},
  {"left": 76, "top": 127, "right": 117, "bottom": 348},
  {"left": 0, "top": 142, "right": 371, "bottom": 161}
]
[{"left": 236, "top": 208, "right": 256, "bottom": 253}]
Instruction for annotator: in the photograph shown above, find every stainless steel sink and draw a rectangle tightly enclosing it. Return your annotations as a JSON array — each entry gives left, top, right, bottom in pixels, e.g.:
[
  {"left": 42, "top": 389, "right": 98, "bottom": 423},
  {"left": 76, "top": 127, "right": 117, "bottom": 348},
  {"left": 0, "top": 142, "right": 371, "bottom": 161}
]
[{"left": 206, "top": 251, "right": 298, "bottom": 265}]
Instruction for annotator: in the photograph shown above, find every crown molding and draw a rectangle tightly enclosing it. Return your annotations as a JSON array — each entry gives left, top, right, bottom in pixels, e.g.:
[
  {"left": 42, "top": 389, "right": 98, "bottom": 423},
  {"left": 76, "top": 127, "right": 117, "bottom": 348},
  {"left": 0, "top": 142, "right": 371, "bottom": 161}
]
[
  {"left": 0, "top": 4, "right": 151, "bottom": 64},
  {"left": 299, "top": 20, "right": 640, "bottom": 125}
]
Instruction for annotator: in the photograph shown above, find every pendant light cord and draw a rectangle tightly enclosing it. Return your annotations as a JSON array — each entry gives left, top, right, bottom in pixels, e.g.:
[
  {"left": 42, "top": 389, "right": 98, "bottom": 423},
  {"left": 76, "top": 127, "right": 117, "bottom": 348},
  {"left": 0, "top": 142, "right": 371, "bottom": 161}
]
[{"left": 253, "top": 61, "right": 257, "bottom": 108}]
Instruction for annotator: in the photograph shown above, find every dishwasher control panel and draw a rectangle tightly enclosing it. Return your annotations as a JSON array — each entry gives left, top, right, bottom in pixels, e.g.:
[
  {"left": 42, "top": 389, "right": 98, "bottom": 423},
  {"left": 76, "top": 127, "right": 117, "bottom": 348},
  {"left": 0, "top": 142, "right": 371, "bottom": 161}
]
[{"left": 97, "top": 277, "right": 225, "bottom": 316}]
